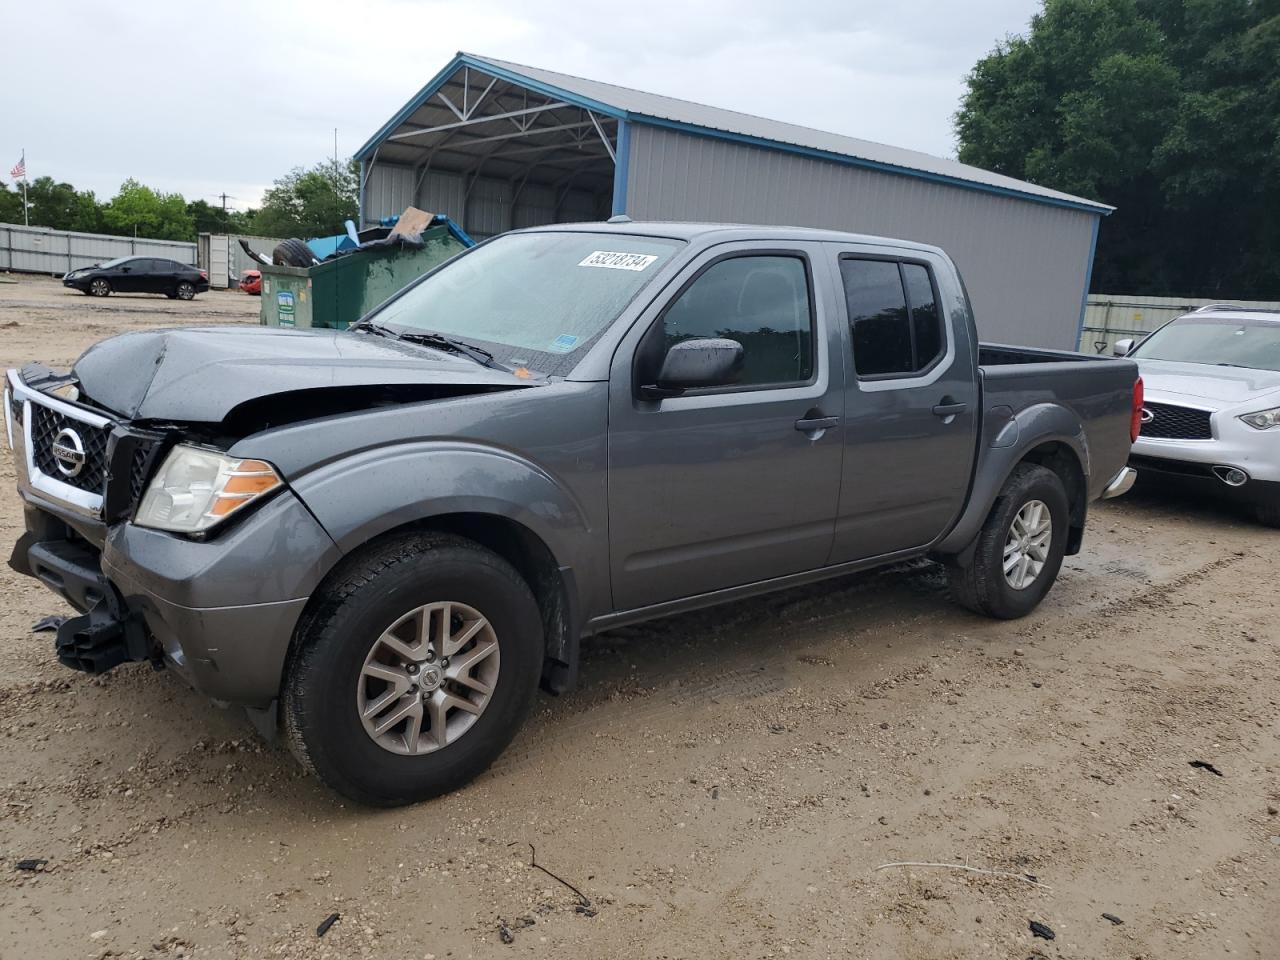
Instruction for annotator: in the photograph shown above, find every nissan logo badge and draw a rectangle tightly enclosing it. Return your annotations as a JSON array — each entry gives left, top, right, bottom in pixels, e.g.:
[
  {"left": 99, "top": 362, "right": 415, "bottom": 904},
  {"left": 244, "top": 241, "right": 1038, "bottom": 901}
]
[{"left": 51, "top": 427, "right": 86, "bottom": 477}]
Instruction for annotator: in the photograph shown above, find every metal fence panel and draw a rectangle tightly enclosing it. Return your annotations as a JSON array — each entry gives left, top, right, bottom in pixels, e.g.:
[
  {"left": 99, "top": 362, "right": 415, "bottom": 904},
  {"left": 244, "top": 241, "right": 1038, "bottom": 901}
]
[
  {"left": 0, "top": 222, "right": 196, "bottom": 275},
  {"left": 1079, "top": 295, "right": 1280, "bottom": 354}
]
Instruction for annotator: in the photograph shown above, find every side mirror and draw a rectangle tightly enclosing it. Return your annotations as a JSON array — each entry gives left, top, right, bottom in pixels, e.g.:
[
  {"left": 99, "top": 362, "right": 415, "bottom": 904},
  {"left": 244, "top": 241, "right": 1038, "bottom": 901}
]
[
  {"left": 642, "top": 338, "right": 744, "bottom": 398},
  {"left": 1113, "top": 338, "right": 1135, "bottom": 357}
]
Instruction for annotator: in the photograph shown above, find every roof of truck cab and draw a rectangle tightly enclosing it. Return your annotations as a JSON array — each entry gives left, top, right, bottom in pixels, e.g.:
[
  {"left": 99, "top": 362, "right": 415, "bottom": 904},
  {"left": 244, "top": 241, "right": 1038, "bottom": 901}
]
[{"left": 519, "top": 220, "right": 948, "bottom": 254}]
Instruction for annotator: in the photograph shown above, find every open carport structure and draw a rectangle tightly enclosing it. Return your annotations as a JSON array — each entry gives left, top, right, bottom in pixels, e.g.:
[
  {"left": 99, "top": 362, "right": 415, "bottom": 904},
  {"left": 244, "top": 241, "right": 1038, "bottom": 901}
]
[{"left": 356, "top": 52, "right": 1113, "bottom": 348}]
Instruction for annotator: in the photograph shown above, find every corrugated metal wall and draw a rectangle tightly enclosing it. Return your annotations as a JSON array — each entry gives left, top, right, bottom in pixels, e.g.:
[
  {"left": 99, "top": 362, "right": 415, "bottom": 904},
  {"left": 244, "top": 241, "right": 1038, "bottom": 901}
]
[
  {"left": 365, "top": 165, "right": 608, "bottom": 240},
  {"left": 198, "top": 233, "right": 283, "bottom": 287},
  {"left": 0, "top": 222, "right": 196, "bottom": 275},
  {"left": 1080, "top": 294, "right": 1280, "bottom": 354},
  {"left": 624, "top": 125, "right": 1098, "bottom": 350}
]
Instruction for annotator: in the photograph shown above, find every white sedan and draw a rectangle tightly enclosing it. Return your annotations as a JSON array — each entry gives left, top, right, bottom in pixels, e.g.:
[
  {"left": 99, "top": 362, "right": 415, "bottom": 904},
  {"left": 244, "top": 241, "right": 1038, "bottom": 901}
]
[{"left": 1116, "top": 305, "right": 1280, "bottom": 527}]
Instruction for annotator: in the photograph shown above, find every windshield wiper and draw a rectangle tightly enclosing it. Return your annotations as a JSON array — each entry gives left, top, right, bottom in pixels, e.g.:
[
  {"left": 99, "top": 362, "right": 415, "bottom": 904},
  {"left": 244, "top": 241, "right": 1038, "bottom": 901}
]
[
  {"left": 350, "top": 320, "right": 502, "bottom": 370},
  {"left": 399, "top": 332, "right": 502, "bottom": 369}
]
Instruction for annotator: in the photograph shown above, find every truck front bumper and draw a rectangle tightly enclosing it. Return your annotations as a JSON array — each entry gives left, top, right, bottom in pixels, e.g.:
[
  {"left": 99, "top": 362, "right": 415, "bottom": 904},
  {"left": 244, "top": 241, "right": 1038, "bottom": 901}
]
[{"left": 11, "top": 489, "right": 340, "bottom": 708}]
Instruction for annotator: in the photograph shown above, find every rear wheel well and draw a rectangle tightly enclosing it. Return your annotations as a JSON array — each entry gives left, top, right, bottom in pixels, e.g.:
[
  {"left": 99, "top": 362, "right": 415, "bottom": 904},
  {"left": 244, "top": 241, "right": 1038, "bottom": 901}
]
[
  {"left": 1017, "top": 442, "right": 1087, "bottom": 554},
  {"left": 294, "top": 514, "right": 575, "bottom": 698}
]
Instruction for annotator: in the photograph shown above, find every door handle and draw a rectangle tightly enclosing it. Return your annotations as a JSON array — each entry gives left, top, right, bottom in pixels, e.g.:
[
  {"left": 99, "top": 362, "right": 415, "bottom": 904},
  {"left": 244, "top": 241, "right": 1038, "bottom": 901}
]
[
  {"left": 932, "top": 400, "right": 968, "bottom": 418},
  {"left": 795, "top": 415, "right": 840, "bottom": 432}
]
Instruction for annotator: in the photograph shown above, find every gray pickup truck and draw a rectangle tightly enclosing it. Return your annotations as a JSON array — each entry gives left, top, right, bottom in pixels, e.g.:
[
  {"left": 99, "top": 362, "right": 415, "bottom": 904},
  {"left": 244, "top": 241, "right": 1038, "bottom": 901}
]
[{"left": 6, "top": 222, "right": 1141, "bottom": 805}]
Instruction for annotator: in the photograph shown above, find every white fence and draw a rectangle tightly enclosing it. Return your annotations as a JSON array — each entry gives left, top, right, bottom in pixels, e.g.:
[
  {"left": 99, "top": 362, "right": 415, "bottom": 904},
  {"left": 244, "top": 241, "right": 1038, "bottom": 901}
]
[
  {"left": 0, "top": 222, "right": 197, "bottom": 275},
  {"left": 1080, "top": 294, "right": 1280, "bottom": 354}
]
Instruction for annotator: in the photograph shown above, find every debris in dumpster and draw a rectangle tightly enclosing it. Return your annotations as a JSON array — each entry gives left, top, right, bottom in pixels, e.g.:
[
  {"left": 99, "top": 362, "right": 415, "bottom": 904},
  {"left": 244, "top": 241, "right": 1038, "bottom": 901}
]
[
  {"left": 1101, "top": 912, "right": 1124, "bottom": 925},
  {"left": 237, "top": 238, "right": 273, "bottom": 267},
  {"left": 273, "top": 238, "right": 318, "bottom": 268},
  {"left": 15, "top": 859, "right": 47, "bottom": 872},
  {"left": 389, "top": 205, "right": 434, "bottom": 239},
  {"left": 1029, "top": 920, "right": 1056, "bottom": 941},
  {"left": 510, "top": 842, "right": 593, "bottom": 910},
  {"left": 1189, "top": 760, "right": 1224, "bottom": 777},
  {"left": 316, "top": 912, "right": 340, "bottom": 938},
  {"left": 498, "top": 921, "right": 515, "bottom": 944},
  {"left": 31, "top": 615, "right": 65, "bottom": 633}
]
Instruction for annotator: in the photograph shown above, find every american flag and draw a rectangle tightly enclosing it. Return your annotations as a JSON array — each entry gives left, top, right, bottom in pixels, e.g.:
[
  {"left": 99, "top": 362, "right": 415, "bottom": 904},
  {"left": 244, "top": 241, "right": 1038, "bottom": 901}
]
[{"left": 10, "top": 156, "right": 25, "bottom": 181}]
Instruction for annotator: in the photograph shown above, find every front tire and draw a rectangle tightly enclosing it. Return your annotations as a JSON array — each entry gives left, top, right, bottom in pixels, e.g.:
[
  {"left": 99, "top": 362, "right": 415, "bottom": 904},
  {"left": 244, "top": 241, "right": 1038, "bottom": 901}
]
[
  {"left": 1254, "top": 503, "right": 1280, "bottom": 528},
  {"left": 282, "top": 533, "right": 543, "bottom": 806},
  {"left": 947, "top": 463, "right": 1069, "bottom": 619},
  {"left": 89, "top": 278, "right": 110, "bottom": 297}
]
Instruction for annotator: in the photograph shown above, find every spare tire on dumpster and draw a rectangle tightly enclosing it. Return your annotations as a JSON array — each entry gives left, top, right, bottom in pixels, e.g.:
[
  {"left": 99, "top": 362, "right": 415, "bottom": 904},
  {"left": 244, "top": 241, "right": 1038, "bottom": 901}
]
[{"left": 273, "top": 238, "right": 316, "bottom": 267}]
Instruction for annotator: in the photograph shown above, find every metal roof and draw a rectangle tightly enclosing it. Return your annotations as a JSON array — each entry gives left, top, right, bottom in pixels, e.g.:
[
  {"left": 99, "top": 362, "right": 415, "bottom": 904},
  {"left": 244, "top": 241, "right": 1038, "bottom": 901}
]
[{"left": 357, "top": 52, "right": 1113, "bottom": 216}]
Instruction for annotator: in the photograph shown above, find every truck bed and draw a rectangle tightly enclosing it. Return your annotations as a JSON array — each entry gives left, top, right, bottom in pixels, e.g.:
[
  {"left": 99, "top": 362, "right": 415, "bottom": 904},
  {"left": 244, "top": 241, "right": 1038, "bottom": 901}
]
[{"left": 977, "top": 341, "right": 1138, "bottom": 501}]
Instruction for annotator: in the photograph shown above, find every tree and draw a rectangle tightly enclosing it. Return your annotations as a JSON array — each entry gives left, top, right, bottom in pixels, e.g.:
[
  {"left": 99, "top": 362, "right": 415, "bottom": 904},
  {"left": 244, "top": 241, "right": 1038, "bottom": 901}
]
[
  {"left": 956, "top": 0, "right": 1280, "bottom": 299},
  {"left": 186, "top": 199, "right": 257, "bottom": 237},
  {"left": 0, "top": 183, "right": 24, "bottom": 224},
  {"left": 251, "top": 159, "right": 358, "bottom": 238},
  {"left": 102, "top": 179, "right": 194, "bottom": 242}
]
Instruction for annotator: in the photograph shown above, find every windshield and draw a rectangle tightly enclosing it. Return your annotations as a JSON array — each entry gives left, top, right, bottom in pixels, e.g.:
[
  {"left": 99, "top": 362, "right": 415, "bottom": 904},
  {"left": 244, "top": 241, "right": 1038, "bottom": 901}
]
[
  {"left": 95, "top": 256, "right": 136, "bottom": 269},
  {"left": 1132, "top": 316, "right": 1280, "bottom": 372},
  {"left": 368, "top": 231, "right": 683, "bottom": 374}
]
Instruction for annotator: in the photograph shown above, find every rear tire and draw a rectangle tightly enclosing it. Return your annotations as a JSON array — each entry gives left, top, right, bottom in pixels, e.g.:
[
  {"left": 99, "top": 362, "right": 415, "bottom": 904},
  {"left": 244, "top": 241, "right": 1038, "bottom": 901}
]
[
  {"left": 175, "top": 281, "right": 196, "bottom": 300},
  {"left": 89, "top": 278, "right": 110, "bottom": 297},
  {"left": 947, "top": 463, "right": 1069, "bottom": 619},
  {"left": 282, "top": 533, "right": 543, "bottom": 806}
]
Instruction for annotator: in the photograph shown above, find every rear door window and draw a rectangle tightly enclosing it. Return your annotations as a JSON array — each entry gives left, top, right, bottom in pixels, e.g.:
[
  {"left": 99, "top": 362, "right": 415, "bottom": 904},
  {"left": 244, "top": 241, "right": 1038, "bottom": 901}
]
[
  {"left": 841, "top": 258, "right": 945, "bottom": 378},
  {"left": 661, "top": 255, "right": 814, "bottom": 387}
]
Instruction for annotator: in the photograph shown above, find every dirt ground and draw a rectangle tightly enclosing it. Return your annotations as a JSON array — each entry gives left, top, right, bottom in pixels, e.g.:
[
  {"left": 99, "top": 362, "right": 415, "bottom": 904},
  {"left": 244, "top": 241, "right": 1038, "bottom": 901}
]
[{"left": 0, "top": 273, "right": 1276, "bottom": 960}]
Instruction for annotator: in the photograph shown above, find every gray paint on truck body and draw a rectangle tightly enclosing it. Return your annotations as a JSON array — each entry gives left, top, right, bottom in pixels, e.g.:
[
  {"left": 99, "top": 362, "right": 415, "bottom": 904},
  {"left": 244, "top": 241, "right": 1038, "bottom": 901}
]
[{"left": 10, "top": 222, "right": 1138, "bottom": 710}]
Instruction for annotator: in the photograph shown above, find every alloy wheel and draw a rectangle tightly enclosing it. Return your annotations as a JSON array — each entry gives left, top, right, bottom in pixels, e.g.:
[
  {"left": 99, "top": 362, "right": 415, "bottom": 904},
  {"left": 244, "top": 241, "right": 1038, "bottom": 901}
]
[
  {"left": 356, "top": 601, "right": 500, "bottom": 755},
  {"left": 1003, "top": 499, "right": 1052, "bottom": 590}
]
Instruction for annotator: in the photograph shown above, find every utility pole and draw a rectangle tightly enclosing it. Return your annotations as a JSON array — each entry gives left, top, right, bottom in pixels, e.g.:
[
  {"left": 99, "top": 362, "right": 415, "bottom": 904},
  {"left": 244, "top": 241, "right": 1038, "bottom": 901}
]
[
  {"left": 219, "top": 192, "right": 229, "bottom": 212},
  {"left": 334, "top": 128, "right": 339, "bottom": 184},
  {"left": 20, "top": 148, "right": 28, "bottom": 227}
]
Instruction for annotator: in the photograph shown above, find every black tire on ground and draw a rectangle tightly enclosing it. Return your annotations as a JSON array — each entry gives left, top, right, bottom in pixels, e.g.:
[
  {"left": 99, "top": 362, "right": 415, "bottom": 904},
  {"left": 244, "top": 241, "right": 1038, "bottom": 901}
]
[
  {"left": 282, "top": 533, "right": 543, "bottom": 806},
  {"left": 1253, "top": 503, "right": 1280, "bottom": 528},
  {"left": 272, "top": 238, "right": 315, "bottom": 268},
  {"left": 947, "top": 463, "right": 1069, "bottom": 619},
  {"left": 89, "top": 278, "right": 111, "bottom": 297},
  {"left": 175, "top": 281, "right": 196, "bottom": 300}
]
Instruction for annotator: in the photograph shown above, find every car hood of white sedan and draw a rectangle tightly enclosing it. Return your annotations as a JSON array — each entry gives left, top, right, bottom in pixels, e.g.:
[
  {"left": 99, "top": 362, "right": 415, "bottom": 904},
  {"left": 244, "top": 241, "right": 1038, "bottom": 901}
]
[{"left": 1136, "top": 358, "right": 1280, "bottom": 405}]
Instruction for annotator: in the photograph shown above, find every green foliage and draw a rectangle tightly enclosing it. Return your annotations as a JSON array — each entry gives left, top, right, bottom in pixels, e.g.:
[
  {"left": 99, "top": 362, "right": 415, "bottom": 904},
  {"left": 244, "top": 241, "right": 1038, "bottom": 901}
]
[
  {"left": 250, "top": 160, "right": 359, "bottom": 239},
  {"left": 0, "top": 183, "right": 25, "bottom": 224},
  {"left": 186, "top": 199, "right": 257, "bottom": 236},
  {"left": 102, "top": 179, "right": 195, "bottom": 242},
  {"left": 956, "top": 0, "right": 1280, "bottom": 298}
]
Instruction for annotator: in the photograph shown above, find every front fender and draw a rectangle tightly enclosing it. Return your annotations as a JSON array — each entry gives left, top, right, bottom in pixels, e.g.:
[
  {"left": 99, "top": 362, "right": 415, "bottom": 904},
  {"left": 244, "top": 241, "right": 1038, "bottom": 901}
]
[
  {"left": 935, "top": 402, "right": 1089, "bottom": 555},
  {"left": 289, "top": 441, "right": 594, "bottom": 567}
]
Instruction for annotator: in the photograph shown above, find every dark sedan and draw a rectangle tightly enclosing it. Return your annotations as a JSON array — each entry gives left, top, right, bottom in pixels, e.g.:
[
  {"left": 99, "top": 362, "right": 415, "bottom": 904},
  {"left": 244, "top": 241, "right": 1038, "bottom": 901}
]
[{"left": 63, "top": 256, "right": 210, "bottom": 300}]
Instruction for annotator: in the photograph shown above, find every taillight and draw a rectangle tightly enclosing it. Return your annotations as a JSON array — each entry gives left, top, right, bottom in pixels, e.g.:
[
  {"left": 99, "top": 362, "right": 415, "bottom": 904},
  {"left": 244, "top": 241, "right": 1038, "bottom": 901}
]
[
  {"left": 1130, "top": 376, "right": 1144, "bottom": 443},
  {"left": 199, "top": 270, "right": 208, "bottom": 279}
]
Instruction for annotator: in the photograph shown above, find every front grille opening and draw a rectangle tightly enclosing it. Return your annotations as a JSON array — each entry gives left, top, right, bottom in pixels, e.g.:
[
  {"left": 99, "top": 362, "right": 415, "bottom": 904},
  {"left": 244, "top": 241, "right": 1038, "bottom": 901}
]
[
  {"left": 30, "top": 405, "right": 110, "bottom": 493},
  {"left": 1140, "top": 402, "right": 1213, "bottom": 441}
]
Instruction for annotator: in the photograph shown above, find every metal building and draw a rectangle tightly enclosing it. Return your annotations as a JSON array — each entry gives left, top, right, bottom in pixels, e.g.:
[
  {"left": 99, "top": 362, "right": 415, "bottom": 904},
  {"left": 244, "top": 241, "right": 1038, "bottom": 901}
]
[{"left": 356, "top": 52, "right": 1113, "bottom": 348}]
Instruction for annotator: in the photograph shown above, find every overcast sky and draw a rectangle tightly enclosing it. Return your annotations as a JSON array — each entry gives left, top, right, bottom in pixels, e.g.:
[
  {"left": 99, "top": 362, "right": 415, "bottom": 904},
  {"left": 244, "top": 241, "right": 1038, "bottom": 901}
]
[{"left": 2, "top": 0, "right": 1038, "bottom": 211}]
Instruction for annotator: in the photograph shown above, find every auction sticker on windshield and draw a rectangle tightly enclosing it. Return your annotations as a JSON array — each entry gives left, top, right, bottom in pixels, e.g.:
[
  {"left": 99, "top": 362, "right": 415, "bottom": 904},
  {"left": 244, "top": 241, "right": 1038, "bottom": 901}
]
[{"left": 578, "top": 251, "right": 658, "bottom": 271}]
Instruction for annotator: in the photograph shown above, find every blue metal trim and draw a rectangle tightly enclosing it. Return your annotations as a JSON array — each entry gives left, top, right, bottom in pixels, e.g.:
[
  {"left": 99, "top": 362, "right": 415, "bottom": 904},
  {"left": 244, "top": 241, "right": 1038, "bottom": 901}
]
[
  {"left": 1076, "top": 215, "right": 1101, "bottom": 349},
  {"left": 628, "top": 115, "right": 1114, "bottom": 216},
  {"left": 611, "top": 119, "right": 632, "bottom": 216},
  {"left": 354, "top": 52, "right": 626, "bottom": 160}
]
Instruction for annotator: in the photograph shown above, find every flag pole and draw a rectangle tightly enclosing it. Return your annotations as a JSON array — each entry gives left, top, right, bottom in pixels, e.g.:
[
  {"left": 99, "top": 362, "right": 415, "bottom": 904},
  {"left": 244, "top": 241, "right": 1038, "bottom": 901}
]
[{"left": 21, "top": 150, "right": 28, "bottom": 227}]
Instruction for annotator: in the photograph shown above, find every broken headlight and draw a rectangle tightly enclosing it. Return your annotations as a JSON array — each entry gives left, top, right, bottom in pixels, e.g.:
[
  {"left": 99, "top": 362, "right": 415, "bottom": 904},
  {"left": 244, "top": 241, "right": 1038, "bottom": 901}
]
[{"left": 135, "top": 445, "right": 282, "bottom": 533}]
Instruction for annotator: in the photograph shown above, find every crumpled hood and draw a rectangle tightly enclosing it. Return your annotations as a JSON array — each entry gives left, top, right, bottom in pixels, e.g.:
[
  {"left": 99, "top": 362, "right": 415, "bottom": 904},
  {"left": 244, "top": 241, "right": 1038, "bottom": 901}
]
[
  {"left": 1135, "top": 358, "right": 1280, "bottom": 406},
  {"left": 72, "top": 326, "right": 533, "bottom": 421}
]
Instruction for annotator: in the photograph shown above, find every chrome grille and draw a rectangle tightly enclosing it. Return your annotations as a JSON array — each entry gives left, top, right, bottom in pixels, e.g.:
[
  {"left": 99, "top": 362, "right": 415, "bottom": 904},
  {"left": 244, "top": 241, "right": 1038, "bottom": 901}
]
[{"left": 1140, "top": 402, "right": 1212, "bottom": 441}]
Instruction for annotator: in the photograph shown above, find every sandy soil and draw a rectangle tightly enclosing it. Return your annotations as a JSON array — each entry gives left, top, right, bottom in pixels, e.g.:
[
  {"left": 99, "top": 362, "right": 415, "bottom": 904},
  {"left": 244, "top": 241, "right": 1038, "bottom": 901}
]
[{"left": 0, "top": 273, "right": 1276, "bottom": 960}]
